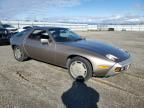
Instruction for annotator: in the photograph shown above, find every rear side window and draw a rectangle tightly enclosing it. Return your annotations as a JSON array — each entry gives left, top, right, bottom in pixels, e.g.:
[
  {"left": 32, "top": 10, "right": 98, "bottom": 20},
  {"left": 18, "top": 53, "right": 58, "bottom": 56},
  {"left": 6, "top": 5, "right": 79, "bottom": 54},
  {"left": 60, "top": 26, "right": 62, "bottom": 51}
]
[{"left": 29, "top": 29, "right": 49, "bottom": 40}]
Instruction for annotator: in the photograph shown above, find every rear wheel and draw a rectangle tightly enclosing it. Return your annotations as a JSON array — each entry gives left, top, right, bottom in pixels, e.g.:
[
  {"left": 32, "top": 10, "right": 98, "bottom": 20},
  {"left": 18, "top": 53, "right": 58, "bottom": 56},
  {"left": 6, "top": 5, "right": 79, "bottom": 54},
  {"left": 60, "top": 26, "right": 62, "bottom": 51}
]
[
  {"left": 13, "top": 46, "right": 28, "bottom": 62},
  {"left": 68, "top": 57, "right": 92, "bottom": 81}
]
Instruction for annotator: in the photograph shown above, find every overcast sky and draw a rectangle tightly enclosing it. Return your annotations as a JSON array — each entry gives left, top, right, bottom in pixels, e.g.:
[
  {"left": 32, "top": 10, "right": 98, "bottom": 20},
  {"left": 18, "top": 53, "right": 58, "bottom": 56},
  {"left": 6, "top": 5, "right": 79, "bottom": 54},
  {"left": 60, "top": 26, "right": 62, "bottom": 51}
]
[{"left": 0, "top": 0, "right": 144, "bottom": 23}]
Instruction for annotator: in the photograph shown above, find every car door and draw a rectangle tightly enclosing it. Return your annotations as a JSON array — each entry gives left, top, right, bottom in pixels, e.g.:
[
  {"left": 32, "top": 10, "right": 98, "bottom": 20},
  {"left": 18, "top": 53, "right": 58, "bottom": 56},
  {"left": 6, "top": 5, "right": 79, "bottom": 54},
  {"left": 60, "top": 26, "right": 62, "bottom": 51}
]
[{"left": 24, "top": 29, "right": 55, "bottom": 64}]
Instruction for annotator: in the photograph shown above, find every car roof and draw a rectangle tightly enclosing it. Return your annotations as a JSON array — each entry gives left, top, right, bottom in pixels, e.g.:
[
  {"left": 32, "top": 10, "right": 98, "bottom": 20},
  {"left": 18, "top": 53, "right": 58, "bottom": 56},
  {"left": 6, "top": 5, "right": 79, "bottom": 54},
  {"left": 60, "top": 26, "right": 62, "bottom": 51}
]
[{"left": 32, "top": 26, "right": 68, "bottom": 30}]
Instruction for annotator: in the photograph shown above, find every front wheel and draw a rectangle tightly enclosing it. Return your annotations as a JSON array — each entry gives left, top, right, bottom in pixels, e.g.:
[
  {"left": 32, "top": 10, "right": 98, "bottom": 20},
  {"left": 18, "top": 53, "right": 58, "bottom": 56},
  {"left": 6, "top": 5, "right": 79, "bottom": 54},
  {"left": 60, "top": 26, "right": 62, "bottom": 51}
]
[
  {"left": 68, "top": 57, "right": 93, "bottom": 81},
  {"left": 13, "top": 46, "right": 28, "bottom": 62}
]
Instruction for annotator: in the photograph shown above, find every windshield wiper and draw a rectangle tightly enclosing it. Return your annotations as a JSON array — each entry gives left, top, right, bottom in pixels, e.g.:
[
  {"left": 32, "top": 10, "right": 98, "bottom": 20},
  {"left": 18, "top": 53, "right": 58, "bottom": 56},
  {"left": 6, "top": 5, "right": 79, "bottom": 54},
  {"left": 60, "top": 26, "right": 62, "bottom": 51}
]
[
  {"left": 74, "top": 38, "right": 83, "bottom": 41},
  {"left": 75, "top": 37, "right": 86, "bottom": 41}
]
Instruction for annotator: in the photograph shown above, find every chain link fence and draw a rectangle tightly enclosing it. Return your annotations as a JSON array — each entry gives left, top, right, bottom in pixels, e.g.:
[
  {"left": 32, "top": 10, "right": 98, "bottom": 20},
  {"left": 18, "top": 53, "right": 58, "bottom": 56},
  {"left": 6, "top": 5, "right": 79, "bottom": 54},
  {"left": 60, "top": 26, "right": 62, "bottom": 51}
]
[{"left": 1, "top": 20, "right": 144, "bottom": 31}]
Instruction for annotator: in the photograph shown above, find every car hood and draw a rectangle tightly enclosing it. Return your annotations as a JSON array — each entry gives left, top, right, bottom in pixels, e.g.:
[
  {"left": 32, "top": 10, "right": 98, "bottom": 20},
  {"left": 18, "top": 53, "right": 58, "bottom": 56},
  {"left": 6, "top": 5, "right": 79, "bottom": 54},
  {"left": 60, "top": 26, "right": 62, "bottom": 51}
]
[{"left": 63, "top": 39, "right": 130, "bottom": 62}]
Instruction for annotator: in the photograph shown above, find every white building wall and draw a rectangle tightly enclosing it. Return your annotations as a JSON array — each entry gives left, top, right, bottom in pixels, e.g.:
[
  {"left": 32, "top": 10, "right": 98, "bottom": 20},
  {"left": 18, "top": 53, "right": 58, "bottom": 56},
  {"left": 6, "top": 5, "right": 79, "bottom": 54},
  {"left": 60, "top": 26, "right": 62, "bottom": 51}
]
[
  {"left": 88, "top": 25, "right": 98, "bottom": 31},
  {"left": 107, "top": 25, "right": 144, "bottom": 31}
]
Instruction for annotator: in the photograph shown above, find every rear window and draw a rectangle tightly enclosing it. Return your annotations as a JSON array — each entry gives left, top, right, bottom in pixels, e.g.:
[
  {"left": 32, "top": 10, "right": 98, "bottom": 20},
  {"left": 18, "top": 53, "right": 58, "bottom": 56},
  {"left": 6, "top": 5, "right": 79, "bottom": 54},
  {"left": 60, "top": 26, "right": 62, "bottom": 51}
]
[{"left": 14, "top": 29, "right": 29, "bottom": 37}]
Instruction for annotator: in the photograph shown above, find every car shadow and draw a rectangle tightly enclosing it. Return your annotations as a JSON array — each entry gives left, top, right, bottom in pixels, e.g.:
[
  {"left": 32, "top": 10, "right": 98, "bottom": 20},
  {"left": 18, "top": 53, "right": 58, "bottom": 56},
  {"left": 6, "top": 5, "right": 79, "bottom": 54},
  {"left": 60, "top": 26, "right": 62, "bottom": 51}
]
[{"left": 61, "top": 77, "right": 100, "bottom": 108}]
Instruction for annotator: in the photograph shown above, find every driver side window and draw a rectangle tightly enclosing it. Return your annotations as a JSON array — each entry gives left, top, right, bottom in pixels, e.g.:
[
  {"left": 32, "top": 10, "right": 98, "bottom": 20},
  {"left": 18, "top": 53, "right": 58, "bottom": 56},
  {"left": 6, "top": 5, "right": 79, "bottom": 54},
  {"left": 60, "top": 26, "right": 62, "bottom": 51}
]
[{"left": 29, "top": 29, "right": 49, "bottom": 40}]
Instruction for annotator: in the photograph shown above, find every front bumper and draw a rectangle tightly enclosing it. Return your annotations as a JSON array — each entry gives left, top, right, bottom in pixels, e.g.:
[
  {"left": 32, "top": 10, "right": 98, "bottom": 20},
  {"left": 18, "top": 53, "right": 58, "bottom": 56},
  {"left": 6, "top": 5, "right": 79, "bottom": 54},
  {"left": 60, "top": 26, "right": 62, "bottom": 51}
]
[{"left": 106, "top": 56, "right": 132, "bottom": 76}]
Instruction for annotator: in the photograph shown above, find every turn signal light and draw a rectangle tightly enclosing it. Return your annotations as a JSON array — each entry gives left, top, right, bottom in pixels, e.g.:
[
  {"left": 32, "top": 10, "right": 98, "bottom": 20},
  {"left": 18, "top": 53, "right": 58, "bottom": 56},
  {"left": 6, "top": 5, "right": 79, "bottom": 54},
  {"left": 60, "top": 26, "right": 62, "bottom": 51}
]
[
  {"left": 115, "top": 67, "right": 121, "bottom": 72},
  {"left": 98, "top": 65, "right": 110, "bottom": 69}
]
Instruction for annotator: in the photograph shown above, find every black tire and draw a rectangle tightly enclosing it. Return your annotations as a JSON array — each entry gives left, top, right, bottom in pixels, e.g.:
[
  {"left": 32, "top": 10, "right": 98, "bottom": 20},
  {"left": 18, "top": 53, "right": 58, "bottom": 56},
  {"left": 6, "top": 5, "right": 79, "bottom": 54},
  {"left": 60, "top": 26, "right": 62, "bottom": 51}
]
[
  {"left": 68, "top": 57, "right": 93, "bottom": 81},
  {"left": 13, "top": 46, "right": 28, "bottom": 62}
]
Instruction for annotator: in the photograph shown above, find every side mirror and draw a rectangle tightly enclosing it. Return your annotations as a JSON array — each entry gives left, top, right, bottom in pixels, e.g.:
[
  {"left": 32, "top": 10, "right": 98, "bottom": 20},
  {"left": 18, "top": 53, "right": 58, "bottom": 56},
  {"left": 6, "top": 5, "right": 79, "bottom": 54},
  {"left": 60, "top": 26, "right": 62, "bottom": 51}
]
[{"left": 40, "top": 39, "right": 49, "bottom": 45}]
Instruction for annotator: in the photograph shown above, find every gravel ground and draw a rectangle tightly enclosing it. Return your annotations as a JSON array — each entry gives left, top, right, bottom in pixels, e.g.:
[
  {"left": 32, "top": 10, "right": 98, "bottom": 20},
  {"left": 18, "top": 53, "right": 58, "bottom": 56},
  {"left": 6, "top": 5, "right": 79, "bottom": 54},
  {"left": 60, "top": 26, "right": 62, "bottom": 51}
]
[{"left": 0, "top": 31, "right": 144, "bottom": 108}]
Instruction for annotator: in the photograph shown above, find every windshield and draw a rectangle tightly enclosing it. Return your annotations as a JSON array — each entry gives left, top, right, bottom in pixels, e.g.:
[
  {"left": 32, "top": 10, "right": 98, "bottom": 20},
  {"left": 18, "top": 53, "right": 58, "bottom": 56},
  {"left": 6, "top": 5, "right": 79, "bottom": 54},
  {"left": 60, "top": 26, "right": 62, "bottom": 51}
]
[
  {"left": 2, "top": 24, "right": 14, "bottom": 28},
  {"left": 0, "top": 25, "right": 3, "bottom": 28},
  {"left": 49, "top": 28, "right": 83, "bottom": 42}
]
